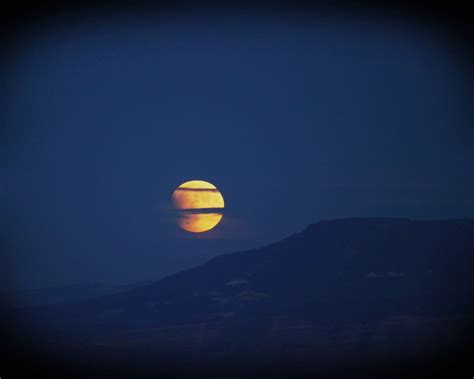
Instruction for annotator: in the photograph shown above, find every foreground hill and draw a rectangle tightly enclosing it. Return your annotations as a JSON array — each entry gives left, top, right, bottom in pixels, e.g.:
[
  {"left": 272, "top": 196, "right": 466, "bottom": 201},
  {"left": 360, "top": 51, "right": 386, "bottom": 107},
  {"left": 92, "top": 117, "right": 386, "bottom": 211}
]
[{"left": 13, "top": 218, "right": 474, "bottom": 377}]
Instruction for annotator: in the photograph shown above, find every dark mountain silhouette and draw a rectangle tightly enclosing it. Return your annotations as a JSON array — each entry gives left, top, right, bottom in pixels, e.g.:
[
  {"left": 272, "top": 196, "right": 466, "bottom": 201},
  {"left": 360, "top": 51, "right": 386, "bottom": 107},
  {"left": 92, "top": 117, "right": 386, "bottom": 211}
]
[{"left": 12, "top": 218, "right": 474, "bottom": 377}]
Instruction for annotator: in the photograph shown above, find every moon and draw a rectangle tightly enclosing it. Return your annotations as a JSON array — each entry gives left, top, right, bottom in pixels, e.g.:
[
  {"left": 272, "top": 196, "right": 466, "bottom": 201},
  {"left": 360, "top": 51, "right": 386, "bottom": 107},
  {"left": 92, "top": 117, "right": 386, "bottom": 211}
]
[{"left": 172, "top": 180, "right": 224, "bottom": 233}]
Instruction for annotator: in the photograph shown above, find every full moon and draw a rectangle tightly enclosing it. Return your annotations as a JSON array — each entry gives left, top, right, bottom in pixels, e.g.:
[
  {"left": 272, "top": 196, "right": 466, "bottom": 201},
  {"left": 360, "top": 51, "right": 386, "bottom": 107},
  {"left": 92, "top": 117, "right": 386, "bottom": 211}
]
[{"left": 172, "top": 180, "right": 224, "bottom": 233}]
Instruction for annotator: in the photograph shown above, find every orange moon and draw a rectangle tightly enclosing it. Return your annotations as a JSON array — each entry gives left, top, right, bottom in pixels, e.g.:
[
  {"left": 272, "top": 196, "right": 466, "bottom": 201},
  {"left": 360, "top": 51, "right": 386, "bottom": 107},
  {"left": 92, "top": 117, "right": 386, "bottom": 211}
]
[{"left": 172, "top": 180, "right": 224, "bottom": 233}]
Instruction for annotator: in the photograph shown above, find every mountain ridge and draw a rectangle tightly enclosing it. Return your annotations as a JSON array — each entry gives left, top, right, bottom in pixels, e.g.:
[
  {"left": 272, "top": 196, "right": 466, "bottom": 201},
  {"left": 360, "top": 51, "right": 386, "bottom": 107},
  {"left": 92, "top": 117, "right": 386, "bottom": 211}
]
[
  {"left": 13, "top": 217, "right": 474, "bottom": 376},
  {"left": 25, "top": 218, "right": 474, "bottom": 319}
]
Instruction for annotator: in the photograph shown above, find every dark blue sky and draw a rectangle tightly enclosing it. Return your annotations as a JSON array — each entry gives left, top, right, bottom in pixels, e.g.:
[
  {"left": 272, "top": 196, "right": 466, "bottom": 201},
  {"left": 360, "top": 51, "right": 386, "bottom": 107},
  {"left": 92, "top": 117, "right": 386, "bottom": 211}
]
[{"left": 2, "top": 11, "right": 473, "bottom": 289}]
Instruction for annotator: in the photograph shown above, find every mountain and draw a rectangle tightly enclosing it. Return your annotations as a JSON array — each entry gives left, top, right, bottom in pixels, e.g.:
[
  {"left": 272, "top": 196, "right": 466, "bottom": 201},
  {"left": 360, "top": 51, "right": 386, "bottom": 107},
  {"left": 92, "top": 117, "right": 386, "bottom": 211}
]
[
  {"left": 9, "top": 218, "right": 474, "bottom": 377},
  {"left": 2, "top": 281, "right": 153, "bottom": 307}
]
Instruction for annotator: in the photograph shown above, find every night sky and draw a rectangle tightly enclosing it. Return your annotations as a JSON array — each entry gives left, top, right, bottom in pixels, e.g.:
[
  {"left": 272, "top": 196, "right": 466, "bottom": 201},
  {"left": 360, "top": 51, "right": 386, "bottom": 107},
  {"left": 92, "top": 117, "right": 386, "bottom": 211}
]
[{"left": 2, "top": 10, "right": 473, "bottom": 290}]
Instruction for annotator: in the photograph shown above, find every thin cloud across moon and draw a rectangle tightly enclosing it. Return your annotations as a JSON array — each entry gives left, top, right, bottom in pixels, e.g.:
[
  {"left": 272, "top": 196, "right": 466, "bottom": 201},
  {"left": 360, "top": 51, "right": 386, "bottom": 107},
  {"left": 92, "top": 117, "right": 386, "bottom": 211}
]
[{"left": 172, "top": 180, "right": 224, "bottom": 233}]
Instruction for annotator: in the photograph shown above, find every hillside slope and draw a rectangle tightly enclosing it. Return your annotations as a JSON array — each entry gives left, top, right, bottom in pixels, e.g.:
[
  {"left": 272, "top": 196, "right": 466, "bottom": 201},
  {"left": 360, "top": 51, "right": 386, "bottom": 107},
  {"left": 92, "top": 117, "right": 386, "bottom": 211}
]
[{"left": 17, "top": 218, "right": 474, "bottom": 374}]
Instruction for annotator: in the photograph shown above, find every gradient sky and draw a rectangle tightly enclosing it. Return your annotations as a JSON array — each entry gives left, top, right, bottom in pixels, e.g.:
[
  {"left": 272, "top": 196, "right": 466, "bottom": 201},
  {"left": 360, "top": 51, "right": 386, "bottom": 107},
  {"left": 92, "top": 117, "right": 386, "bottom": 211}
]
[{"left": 2, "top": 10, "right": 473, "bottom": 290}]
